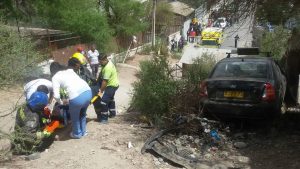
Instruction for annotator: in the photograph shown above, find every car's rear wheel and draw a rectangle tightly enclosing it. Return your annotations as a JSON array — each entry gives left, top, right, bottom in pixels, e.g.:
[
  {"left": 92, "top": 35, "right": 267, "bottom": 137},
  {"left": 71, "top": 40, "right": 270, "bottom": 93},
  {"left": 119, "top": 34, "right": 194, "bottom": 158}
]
[
  {"left": 275, "top": 101, "right": 287, "bottom": 117},
  {"left": 280, "top": 102, "right": 287, "bottom": 115}
]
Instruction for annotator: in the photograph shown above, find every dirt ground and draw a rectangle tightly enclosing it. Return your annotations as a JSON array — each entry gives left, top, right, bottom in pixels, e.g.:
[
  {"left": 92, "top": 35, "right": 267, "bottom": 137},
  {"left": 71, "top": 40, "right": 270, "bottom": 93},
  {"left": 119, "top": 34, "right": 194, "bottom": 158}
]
[
  {"left": 0, "top": 54, "right": 180, "bottom": 169},
  {"left": 1, "top": 54, "right": 300, "bottom": 169}
]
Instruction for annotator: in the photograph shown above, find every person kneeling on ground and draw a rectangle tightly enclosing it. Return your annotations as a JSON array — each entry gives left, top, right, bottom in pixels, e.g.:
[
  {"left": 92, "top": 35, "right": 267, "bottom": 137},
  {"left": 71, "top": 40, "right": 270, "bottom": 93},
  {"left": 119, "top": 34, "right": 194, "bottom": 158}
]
[
  {"left": 24, "top": 78, "right": 53, "bottom": 103},
  {"left": 13, "top": 92, "right": 52, "bottom": 154}
]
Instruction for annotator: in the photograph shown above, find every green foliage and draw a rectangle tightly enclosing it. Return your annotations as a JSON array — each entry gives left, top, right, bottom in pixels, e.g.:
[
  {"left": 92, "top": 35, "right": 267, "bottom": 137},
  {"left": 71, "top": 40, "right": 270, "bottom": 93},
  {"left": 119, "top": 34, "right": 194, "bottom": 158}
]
[
  {"left": 131, "top": 53, "right": 216, "bottom": 126},
  {"left": 131, "top": 56, "right": 178, "bottom": 125},
  {"left": 171, "top": 53, "right": 217, "bottom": 114},
  {"left": 0, "top": 0, "right": 149, "bottom": 52},
  {"left": 187, "top": 53, "right": 217, "bottom": 84},
  {"left": 33, "top": 0, "right": 112, "bottom": 51},
  {"left": 139, "top": 37, "right": 169, "bottom": 56},
  {"left": 256, "top": 0, "right": 295, "bottom": 25},
  {"left": 156, "top": 1, "right": 174, "bottom": 32},
  {"left": 0, "top": 23, "right": 45, "bottom": 87},
  {"left": 139, "top": 44, "right": 152, "bottom": 55},
  {"left": 171, "top": 52, "right": 182, "bottom": 60},
  {"left": 10, "top": 127, "right": 41, "bottom": 155},
  {"left": 260, "top": 26, "right": 291, "bottom": 60},
  {"left": 100, "top": 0, "right": 149, "bottom": 37}
]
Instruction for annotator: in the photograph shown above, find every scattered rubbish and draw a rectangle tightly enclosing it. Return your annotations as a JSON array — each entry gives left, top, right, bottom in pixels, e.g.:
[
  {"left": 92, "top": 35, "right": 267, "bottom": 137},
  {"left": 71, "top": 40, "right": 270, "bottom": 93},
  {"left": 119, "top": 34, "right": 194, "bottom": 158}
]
[
  {"left": 233, "top": 142, "right": 247, "bottom": 149},
  {"left": 204, "top": 129, "right": 211, "bottom": 133},
  {"left": 233, "top": 132, "right": 245, "bottom": 139},
  {"left": 25, "top": 152, "right": 41, "bottom": 161},
  {"left": 210, "top": 130, "right": 221, "bottom": 141},
  {"left": 54, "top": 135, "right": 60, "bottom": 141},
  {"left": 128, "top": 141, "right": 133, "bottom": 148},
  {"left": 190, "top": 154, "right": 196, "bottom": 158}
]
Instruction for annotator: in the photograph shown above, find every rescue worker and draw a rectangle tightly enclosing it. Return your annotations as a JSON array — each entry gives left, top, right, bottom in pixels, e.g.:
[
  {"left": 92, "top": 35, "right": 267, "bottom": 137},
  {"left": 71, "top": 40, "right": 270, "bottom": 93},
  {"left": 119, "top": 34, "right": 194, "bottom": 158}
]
[
  {"left": 68, "top": 57, "right": 96, "bottom": 86},
  {"left": 14, "top": 91, "right": 51, "bottom": 154},
  {"left": 71, "top": 46, "right": 88, "bottom": 66},
  {"left": 24, "top": 78, "right": 53, "bottom": 103},
  {"left": 97, "top": 55, "right": 119, "bottom": 123},
  {"left": 50, "top": 62, "right": 92, "bottom": 139},
  {"left": 68, "top": 57, "right": 101, "bottom": 119}
]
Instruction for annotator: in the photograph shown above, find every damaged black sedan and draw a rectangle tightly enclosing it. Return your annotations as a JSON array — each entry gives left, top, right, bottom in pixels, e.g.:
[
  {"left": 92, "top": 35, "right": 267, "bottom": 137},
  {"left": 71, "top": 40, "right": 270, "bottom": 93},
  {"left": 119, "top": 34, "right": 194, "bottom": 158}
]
[{"left": 199, "top": 55, "right": 286, "bottom": 119}]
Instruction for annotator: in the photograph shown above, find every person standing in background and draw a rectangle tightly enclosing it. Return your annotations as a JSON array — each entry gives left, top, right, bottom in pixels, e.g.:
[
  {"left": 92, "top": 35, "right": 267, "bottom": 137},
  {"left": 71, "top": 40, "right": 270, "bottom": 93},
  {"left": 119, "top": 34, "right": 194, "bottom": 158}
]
[{"left": 87, "top": 44, "right": 100, "bottom": 78}]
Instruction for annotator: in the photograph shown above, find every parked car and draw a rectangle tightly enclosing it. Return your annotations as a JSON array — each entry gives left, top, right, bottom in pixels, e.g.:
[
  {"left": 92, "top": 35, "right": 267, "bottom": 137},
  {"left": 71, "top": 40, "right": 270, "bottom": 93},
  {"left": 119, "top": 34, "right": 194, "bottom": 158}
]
[
  {"left": 199, "top": 54, "right": 286, "bottom": 119},
  {"left": 213, "top": 17, "right": 227, "bottom": 29}
]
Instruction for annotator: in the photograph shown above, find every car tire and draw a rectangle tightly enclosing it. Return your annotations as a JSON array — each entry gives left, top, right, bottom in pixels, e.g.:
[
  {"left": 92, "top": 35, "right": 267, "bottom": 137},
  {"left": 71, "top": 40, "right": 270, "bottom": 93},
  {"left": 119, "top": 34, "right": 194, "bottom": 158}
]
[
  {"left": 280, "top": 102, "right": 287, "bottom": 115},
  {"left": 275, "top": 101, "right": 287, "bottom": 117}
]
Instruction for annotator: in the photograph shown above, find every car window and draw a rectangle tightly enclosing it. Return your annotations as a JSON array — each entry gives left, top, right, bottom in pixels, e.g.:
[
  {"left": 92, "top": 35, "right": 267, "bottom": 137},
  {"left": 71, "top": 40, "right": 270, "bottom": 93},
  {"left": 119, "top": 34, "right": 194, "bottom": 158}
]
[
  {"left": 211, "top": 61, "right": 269, "bottom": 78},
  {"left": 202, "top": 40, "right": 218, "bottom": 46},
  {"left": 273, "top": 62, "right": 285, "bottom": 81}
]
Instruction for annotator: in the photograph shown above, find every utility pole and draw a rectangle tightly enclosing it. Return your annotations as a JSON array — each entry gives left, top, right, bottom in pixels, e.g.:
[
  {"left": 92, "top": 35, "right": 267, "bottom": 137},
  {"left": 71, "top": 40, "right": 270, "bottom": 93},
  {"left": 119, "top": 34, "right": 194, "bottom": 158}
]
[{"left": 151, "top": 0, "right": 157, "bottom": 47}]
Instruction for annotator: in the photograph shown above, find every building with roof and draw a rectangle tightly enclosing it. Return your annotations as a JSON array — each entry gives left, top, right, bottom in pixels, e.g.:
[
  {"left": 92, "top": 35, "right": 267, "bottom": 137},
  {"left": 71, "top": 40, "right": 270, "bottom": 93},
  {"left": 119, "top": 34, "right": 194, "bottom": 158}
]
[{"left": 167, "top": 1, "right": 195, "bottom": 35}]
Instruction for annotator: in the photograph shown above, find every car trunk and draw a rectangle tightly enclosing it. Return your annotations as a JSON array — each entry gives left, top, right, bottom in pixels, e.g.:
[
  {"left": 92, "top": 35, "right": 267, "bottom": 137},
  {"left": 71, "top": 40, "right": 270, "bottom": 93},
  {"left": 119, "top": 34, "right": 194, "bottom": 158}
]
[{"left": 206, "top": 78, "right": 267, "bottom": 103}]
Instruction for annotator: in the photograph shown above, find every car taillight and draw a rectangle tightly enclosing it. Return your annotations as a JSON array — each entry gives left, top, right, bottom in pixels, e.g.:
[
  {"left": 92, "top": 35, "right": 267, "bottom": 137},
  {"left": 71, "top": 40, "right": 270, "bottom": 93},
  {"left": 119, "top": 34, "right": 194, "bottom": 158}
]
[
  {"left": 262, "top": 83, "right": 276, "bottom": 101},
  {"left": 200, "top": 81, "right": 208, "bottom": 97}
]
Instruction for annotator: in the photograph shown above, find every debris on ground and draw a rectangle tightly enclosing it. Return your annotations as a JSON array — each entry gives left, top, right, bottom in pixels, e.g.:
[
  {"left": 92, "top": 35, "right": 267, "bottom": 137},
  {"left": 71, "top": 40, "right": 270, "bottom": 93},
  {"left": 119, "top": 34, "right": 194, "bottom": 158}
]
[{"left": 142, "top": 115, "right": 253, "bottom": 169}]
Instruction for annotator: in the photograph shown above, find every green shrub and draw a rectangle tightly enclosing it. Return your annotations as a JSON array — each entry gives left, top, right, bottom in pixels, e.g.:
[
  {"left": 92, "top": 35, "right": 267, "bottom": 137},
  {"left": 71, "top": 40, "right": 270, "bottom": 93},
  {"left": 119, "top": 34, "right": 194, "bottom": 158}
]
[
  {"left": 260, "top": 26, "right": 291, "bottom": 60},
  {"left": 139, "top": 44, "right": 152, "bottom": 55},
  {"left": 171, "top": 52, "right": 182, "bottom": 60},
  {"left": 0, "top": 23, "right": 46, "bottom": 88},
  {"left": 138, "top": 37, "right": 169, "bottom": 56},
  {"left": 131, "top": 53, "right": 216, "bottom": 126},
  {"left": 186, "top": 53, "right": 217, "bottom": 84},
  {"left": 131, "top": 55, "right": 178, "bottom": 125},
  {"left": 170, "top": 53, "right": 216, "bottom": 114}
]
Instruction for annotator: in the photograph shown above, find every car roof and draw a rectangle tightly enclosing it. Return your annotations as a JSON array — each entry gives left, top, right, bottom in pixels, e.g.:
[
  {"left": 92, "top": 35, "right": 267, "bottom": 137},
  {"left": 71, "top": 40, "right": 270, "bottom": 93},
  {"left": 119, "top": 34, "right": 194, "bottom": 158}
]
[{"left": 219, "top": 56, "right": 274, "bottom": 63}]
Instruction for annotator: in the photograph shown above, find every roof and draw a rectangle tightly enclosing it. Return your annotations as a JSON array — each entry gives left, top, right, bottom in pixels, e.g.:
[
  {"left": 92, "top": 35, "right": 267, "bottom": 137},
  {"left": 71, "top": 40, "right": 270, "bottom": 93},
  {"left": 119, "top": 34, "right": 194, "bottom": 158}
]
[
  {"left": 221, "top": 56, "right": 273, "bottom": 62},
  {"left": 169, "top": 1, "right": 194, "bottom": 17},
  {"left": 7, "top": 26, "right": 67, "bottom": 36},
  {"left": 202, "top": 27, "right": 223, "bottom": 33}
]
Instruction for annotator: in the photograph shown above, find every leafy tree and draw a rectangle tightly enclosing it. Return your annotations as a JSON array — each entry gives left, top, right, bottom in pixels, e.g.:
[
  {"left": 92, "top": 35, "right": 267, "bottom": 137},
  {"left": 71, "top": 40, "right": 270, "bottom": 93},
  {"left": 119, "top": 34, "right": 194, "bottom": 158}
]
[
  {"left": 155, "top": 1, "right": 174, "bottom": 35},
  {"left": 99, "top": 0, "right": 149, "bottom": 37},
  {"left": 0, "top": 22, "right": 46, "bottom": 88},
  {"left": 1, "top": 0, "right": 149, "bottom": 51},
  {"left": 260, "top": 26, "right": 291, "bottom": 60},
  {"left": 31, "top": 0, "right": 111, "bottom": 50}
]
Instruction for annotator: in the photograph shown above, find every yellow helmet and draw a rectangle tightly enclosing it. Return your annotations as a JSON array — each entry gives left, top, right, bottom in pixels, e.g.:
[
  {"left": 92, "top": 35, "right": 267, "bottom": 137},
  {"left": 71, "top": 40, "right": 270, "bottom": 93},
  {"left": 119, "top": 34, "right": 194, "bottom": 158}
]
[
  {"left": 71, "top": 52, "right": 87, "bottom": 65},
  {"left": 192, "top": 18, "right": 198, "bottom": 24}
]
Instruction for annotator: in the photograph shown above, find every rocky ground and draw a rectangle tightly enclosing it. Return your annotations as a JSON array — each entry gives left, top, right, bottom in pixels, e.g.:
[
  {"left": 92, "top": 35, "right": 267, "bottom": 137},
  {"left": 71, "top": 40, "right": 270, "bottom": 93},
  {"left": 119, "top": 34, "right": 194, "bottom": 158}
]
[{"left": 0, "top": 54, "right": 300, "bottom": 169}]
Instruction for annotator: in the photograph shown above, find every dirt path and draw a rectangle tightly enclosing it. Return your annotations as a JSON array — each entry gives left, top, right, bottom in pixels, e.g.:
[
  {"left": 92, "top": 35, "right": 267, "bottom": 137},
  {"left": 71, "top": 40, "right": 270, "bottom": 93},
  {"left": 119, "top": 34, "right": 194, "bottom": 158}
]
[{"left": 0, "top": 54, "right": 181, "bottom": 169}]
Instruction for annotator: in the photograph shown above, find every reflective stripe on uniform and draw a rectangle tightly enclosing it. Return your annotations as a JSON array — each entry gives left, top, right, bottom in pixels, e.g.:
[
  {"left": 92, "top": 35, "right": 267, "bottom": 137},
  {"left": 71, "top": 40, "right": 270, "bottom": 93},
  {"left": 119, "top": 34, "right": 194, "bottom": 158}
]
[
  {"left": 101, "top": 112, "right": 108, "bottom": 115},
  {"left": 19, "top": 107, "right": 26, "bottom": 120},
  {"left": 100, "top": 101, "right": 107, "bottom": 105},
  {"left": 109, "top": 109, "right": 116, "bottom": 111}
]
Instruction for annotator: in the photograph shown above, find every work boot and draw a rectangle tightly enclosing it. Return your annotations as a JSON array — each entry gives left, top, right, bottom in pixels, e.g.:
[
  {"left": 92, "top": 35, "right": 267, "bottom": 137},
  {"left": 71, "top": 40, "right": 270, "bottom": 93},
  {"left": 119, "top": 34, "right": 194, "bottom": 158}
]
[
  {"left": 109, "top": 112, "right": 116, "bottom": 118},
  {"left": 99, "top": 112, "right": 108, "bottom": 124}
]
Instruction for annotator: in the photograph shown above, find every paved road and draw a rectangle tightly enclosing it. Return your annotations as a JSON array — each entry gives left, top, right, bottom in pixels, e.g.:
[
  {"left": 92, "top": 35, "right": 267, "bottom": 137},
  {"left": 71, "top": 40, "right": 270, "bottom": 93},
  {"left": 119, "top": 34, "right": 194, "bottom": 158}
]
[
  {"left": 179, "top": 17, "right": 254, "bottom": 65},
  {"left": 221, "top": 17, "right": 253, "bottom": 49}
]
